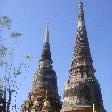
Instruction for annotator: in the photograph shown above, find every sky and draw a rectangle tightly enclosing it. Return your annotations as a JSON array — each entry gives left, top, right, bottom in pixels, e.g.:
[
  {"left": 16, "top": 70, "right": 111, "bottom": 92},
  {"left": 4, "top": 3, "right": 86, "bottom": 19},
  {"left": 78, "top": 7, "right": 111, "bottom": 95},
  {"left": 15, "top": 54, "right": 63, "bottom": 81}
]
[{"left": 0, "top": 0, "right": 112, "bottom": 112}]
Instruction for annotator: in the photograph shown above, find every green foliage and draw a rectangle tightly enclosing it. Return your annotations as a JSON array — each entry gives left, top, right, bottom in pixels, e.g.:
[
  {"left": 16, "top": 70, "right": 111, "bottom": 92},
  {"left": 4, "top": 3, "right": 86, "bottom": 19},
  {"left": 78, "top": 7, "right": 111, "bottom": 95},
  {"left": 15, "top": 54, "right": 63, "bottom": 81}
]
[
  {"left": 10, "top": 32, "right": 22, "bottom": 38},
  {"left": 0, "top": 16, "right": 31, "bottom": 112},
  {"left": 24, "top": 100, "right": 30, "bottom": 109},
  {"left": 0, "top": 16, "right": 11, "bottom": 28}
]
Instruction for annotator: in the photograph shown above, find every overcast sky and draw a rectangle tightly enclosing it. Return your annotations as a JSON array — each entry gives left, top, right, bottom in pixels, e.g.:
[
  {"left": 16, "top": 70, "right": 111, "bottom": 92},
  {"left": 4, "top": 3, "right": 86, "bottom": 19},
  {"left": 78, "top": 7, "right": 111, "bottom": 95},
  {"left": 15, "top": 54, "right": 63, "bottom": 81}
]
[{"left": 0, "top": 0, "right": 112, "bottom": 112}]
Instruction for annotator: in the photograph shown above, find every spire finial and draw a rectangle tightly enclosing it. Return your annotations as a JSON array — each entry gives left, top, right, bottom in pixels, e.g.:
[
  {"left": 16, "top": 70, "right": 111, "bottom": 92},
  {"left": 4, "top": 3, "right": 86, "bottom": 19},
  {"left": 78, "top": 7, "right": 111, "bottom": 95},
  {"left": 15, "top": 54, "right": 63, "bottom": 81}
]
[
  {"left": 79, "top": 1, "right": 83, "bottom": 7},
  {"left": 44, "top": 23, "right": 49, "bottom": 43},
  {"left": 77, "top": 2, "right": 85, "bottom": 27}
]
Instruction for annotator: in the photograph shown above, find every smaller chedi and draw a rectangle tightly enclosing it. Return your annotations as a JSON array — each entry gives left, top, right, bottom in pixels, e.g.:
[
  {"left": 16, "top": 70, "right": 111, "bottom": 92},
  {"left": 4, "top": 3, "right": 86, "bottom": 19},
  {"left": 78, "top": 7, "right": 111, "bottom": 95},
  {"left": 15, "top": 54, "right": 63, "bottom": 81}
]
[{"left": 21, "top": 24, "right": 62, "bottom": 112}]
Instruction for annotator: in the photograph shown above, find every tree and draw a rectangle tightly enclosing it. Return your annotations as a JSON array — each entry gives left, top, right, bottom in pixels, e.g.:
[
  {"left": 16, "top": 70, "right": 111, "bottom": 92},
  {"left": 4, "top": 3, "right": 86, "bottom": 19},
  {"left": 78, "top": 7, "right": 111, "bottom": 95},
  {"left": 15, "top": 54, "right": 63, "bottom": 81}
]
[{"left": 0, "top": 16, "right": 31, "bottom": 112}]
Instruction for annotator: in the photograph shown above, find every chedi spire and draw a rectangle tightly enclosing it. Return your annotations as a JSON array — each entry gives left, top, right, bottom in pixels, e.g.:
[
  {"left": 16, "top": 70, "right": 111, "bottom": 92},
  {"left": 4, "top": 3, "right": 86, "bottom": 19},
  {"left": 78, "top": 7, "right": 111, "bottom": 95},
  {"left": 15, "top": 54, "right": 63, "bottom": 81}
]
[
  {"left": 62, "top": 2, "right": 106, "bottom": 112},
  {"left": 44, "top": 23, "right": 49, "bottom": 43},
  {"left": 40, "top": 24, "right": 52, "bottom": 64},
  {"left": 70, "top": 2, "right": 94, "bottom": 78},
  {"left": 21, "top": 25, "right": 62, "bottom": 112}
]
